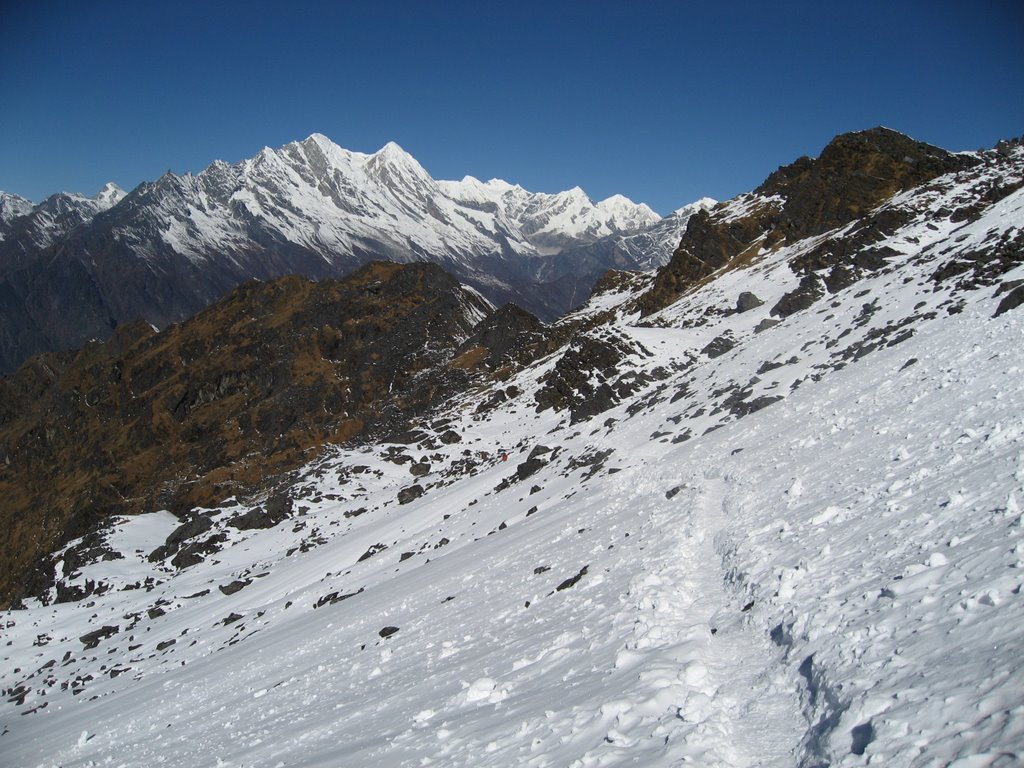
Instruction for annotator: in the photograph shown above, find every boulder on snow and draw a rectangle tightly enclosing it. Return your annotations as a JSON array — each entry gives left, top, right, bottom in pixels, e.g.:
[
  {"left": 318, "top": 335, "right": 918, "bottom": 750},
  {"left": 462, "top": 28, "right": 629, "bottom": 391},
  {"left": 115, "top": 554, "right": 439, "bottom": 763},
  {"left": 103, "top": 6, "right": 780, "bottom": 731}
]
[
  {"left": 993, "top": 284, "right": 1024, "bottom": 317},
  {"left": 398, "top": 484, "right": 425, "bottom": 505},
  {"left": 409, "top": 462, "right": 431, "bottom": 477},
  {"left": 80, "top": 625, "right": 119, "bottom": 649},
  {"left": 228, "top": 492, "right": 293, "bottom": 530},
  {"left": 701, "top": 333, "right": 737, "bottom": 359},
  {"left": 736, "top": 292, "right": 764, "bottom": 313}
]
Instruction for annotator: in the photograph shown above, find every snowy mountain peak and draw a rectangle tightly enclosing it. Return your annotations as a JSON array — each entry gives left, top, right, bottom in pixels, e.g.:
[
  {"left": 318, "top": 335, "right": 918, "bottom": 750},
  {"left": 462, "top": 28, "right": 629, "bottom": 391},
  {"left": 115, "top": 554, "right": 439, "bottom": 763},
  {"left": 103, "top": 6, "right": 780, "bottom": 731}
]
[
  {"left": 93, "top": 182, "right": 126, "bottom": 208},
  {"left": 596, "top": 193, "right": 660, "bottom": 228},
  {"left": 302, "top": 132, "right": 334, "bottom": 149},
  {"left": 672, "top": 196, "right": 717, "bottom": 217},
  {"left": 367, "top": 140, "right": 428, "bottom": 172},
  {"left": 0, "top": 191, "right": 34, "bottom": 223},
  {"left": 377, "top": 139, "right": 409, "bottom": 157}
]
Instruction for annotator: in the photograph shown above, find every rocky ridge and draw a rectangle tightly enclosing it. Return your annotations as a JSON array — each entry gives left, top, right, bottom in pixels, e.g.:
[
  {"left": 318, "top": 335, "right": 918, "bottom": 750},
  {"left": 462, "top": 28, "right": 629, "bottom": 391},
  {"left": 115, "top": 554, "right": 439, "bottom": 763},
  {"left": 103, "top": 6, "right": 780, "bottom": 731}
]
[
  {"left": 638, "top": 127, "right": 985, "bottom": 314},
  {"left": 0, "top": 261, "right": 495, "bottom": 606}
]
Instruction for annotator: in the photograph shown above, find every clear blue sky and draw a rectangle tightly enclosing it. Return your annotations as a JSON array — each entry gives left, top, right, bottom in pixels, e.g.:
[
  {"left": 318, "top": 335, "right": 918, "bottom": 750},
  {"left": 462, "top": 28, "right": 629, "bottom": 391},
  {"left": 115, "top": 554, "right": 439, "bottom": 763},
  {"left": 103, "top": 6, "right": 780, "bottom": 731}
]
[{"left": 1, "top": 0, "right": 1021, "bottom": 214}]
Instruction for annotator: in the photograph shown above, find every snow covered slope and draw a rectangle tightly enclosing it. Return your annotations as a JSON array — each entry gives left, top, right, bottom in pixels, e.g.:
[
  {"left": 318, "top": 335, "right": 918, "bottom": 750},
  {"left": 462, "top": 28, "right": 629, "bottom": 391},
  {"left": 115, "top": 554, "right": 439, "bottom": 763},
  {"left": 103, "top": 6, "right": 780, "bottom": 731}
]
[{"left": 1, "top": 135, "right": 1022, "bottom": 766}]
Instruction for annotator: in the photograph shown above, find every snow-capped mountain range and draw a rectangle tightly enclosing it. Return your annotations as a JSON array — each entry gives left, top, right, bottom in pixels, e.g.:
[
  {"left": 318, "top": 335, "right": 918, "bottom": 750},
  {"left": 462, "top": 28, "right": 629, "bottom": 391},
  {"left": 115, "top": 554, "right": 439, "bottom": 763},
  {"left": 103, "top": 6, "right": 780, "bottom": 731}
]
[
  {"left": 1, "top": 128, "right": 1022, "bottom": 766},
  {"left": 118, "top": 135, "right": 661, "bottom": 267},
  {"left": 0, "top": 183, "right": 126, "bottom": 249},
  {"left": 0, "top": 135, "right": 710, "bottom": 374}
]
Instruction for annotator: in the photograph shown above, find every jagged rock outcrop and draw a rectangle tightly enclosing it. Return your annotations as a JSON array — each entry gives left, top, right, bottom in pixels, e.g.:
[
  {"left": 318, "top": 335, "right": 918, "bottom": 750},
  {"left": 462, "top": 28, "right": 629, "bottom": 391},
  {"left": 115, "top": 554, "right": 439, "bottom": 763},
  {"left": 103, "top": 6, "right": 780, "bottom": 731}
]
[
  {"left": 451, "top": 303, "right": 546, "bottom": 374},
  {"left": 638, "top": 128, "right": 980, "bottom": 315},
  {"left": 534, "top": 330, "right": 659, "bottom": 423},
  {"left": 756, "top": 126, "right": 972, "bottom": 240}
]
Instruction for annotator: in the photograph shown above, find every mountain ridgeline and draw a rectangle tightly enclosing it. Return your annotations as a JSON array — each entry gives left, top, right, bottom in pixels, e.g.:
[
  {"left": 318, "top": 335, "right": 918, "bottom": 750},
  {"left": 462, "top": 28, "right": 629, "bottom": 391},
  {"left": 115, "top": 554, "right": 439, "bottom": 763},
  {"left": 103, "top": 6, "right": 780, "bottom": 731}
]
[
  {"left": 1, "top": 126, "right": 1021, "bottom": 610},
  {"left": 1, "top": 128, "right": 1023, "bottom": 767},
  {"left": 0, "top": 135, "right": 712, "bottom": 375}
]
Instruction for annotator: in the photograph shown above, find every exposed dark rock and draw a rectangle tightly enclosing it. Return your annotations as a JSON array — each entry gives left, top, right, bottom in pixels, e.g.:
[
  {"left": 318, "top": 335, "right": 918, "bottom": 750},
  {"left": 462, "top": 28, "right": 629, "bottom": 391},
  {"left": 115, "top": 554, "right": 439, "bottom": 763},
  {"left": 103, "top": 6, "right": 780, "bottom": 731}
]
[
  {"left": 514, "top": 445, "right": 553, "bottom": 482},
  {"left": 218, "top": 579, "right": 251, "bottom": 596},
  {"left": 147, "top": 514, "right": 215, "bottom": 563},
  {"left": 378, "top": 626, "right": 399, "bottom": 638},
  {"left": 170, "top": 533, "right": 227, "bottom": 570},
  {"left": 409, "top": 462, "right": 431, "bottom": 477},
  {"left": 453, "top": 304, "right": 545, "bottom": 372},
  {"left": 640, "top": 128, "right": 977, "bottom": 315},
  {"left": 381, "top": 446, "right": 412, "bottom": 463},
  {"left": 702, "top": 332, "right": 737, "bottom": 359},
  {"left": 754, "top": 318, "right": 780, "bottom": 333},
  {"left": 555, "top": 565, "right": 589, "bottom": 592},
  {"left": 390, "top": 430, "right": 429, "bottom": 446},
  {"left": 397, "top": 484, "right": 425, "bottom": 505},
  {"left": 475, "top": 389, "right": 507, "bottom": 413},
  {"left": 771, "top": 274, "right": 826, "bottom": 318},
  {"left": 535, "top": 332, "right": 650, "bottom": 423},
  {"left": 314, "top": 588, "right": 362, "bottom": 609},
  {"left": 994, "top": 285, "right": 1024, "bottom": 317},
  {"left": 932, "top": 227, "right": 1024, "bottom": 293},
  {"left": 736, "top": 292, "right": 764, "bottom": 313},
  {"left": 165, "top": 515, "right": 214, "bottom": 549},
  {"left": 565, "top": 449, "right": 614, "bottom": 481},
  {"left": 0, "top": 262, "right": 490, "bottom": 607},
  {"left": 59, "top": 525, "right": 123, "bottom": 578},
  {"left": 80, "top": 625, "right": 118, "bottom": 649},
  {"left": 357, "top": 543, "right": 388, "bottom": 562},
  {"left": 638, "top": 206, "right": 766, "bottom": 315},
  {"left": 757, "top": 127, "right": 974, "bottom": 241},
  {"left": 229, "top": 493, "right": 292, "bottom": 531},
  {"left": 732, "top": 395, "right": 784, "bottom": 418}
]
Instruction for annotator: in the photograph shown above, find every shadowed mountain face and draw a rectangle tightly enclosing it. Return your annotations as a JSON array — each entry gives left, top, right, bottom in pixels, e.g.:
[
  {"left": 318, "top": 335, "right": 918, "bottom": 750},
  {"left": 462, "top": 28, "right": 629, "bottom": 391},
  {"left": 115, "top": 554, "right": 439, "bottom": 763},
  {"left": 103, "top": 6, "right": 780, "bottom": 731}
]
[{"left": 0, "top": 261, "right": 497, "bottom": 606}]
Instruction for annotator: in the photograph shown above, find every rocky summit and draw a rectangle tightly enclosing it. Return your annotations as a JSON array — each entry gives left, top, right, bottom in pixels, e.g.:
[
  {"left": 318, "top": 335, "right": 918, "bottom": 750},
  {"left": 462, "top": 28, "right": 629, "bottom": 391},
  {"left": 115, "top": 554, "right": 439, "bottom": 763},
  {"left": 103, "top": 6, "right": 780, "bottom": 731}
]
[
  {"left": 0, "top": 129, "right": 1022, "bottom": 767},
  {"left": 638, "top": 127, "right": 987, "bottom": 314}
]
